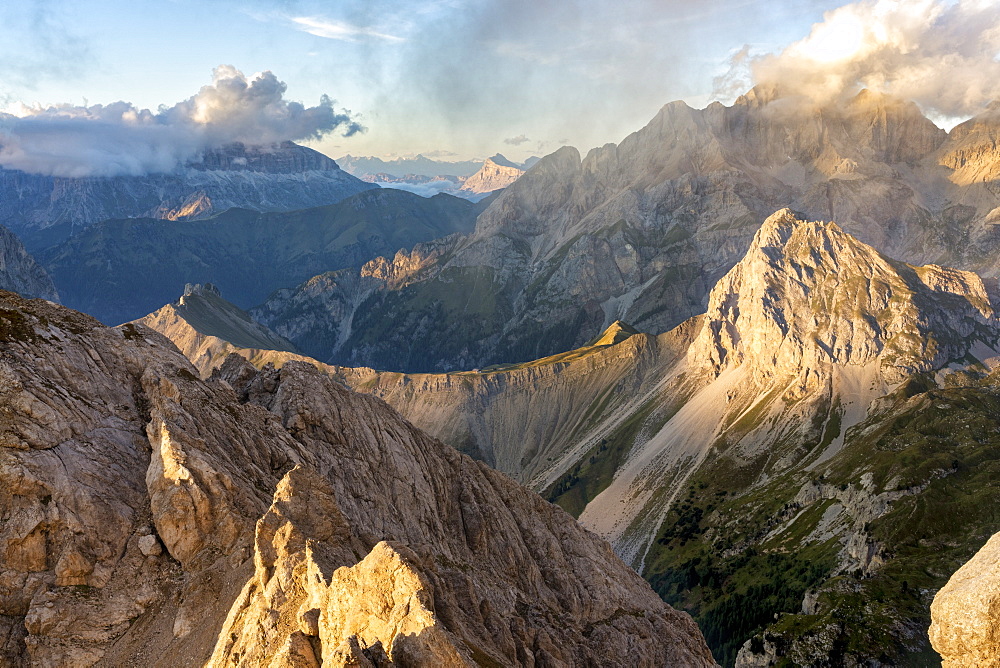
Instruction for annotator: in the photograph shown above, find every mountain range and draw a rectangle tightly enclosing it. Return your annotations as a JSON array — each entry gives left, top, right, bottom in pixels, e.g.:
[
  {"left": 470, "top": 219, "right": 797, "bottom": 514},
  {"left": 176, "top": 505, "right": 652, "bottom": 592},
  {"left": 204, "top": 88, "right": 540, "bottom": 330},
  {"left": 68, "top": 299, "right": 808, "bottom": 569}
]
[
  {"left": 253, "top": 88, "right": 1000, "bottom": 373},
  {"left": 4, "top": 84, "right": 1000, "bottom": 667},
  {"left": 3, "top": 142, "right": 376, "bottom": 252},
  {"left": 337, "top": 154, "right": 498, "bottom": 178},
  {"left": 37, "top": 188, "right": 482, "bottom": 325},
  {"left": 355, "top": 154, "right": 528, "bottom": 201}
]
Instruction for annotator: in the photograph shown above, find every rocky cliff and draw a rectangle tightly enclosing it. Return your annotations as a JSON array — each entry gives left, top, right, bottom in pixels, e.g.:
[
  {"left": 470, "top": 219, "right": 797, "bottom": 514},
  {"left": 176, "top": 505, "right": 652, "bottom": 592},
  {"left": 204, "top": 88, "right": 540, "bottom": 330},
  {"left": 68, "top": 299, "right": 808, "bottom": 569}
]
[
  {"left": 255, "top": 89, "right": 1000, "bottom": 373},
  {"left": 0, "top": 225, "right": 58, "bottom": 301},
  {"left": 1, "top": 142, "right": 376, "bottom": 251},
  {"left": 0, "top": 291, "right": 716, "bottom": 666}
]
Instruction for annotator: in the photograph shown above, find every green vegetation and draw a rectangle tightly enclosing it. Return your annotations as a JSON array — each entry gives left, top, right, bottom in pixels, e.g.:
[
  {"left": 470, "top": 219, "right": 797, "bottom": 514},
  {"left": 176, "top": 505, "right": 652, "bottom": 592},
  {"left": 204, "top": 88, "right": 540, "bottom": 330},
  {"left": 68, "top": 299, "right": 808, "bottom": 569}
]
[
  {"left": 637, "top": 376, "right": 1000, "bottom": 666},
  {"left": 0, "top": 308, "right": 38, "bottom": 342},
  {"left": 641, "top": 465, "right": 839, "bottom": 667},
  {"left": 545, "top": 395, "right": 676, "bottom": 517}
]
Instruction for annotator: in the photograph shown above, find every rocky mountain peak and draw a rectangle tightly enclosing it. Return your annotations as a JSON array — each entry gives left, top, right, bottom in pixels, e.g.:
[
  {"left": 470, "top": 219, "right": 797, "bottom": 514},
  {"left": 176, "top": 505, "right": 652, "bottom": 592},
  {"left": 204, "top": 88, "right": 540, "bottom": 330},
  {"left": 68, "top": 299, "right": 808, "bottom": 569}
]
[
  {"left": 733, "top": 83, "right": 784, "bottom": 108},
  {"left": 692, "top": 208, "right": 997, "bottom": 384},
  {"left": 459, "top": 154, "right": 525, "bottom": 195},
  {"left": 136, "top": 284, "right": 300, "bottom": 372},
  {"left": 938, "top": 104, "right": 1000, "bottom": 185},
  {"left": 182, "top": 282, "right": 221, "bottom": 298}
]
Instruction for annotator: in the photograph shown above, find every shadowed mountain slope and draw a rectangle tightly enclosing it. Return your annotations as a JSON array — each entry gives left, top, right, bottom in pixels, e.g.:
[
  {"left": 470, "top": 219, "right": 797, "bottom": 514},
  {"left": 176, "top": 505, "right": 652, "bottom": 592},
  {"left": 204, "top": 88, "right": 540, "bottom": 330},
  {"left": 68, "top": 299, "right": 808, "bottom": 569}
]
[
  {"left": 0, "top": 224, "right": 58, "bottom": 301},
  {"left": 39, "top": 188, "right": 480, "bottom": 325},
  {"left": 3, "top": 142, "right": 377, "bottom": 252}
]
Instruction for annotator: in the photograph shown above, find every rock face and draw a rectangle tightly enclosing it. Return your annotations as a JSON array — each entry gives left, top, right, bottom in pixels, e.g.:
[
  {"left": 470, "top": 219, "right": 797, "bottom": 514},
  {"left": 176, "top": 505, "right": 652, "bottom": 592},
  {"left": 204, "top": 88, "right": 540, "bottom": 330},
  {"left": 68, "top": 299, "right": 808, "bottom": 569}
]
[
  {"left": 0, "top": 225, "right": 58, "bottom": 301},
  {"left": 2, "top": 141, "right": 376, "bottom": 251},
  {"left": 256, "top": 88, "right": 1000, "bottom": 373},
  {"left": 459, "top": 154, "right": 525, "bottom": 195},
  {"left": 689, "top": 208, "right": 996, "bottom": 385},
  {"left": 0, "top": 291, "right": 716, "bottom": 666},
  {"left": 930, "top": 531, "right": 1000, "bottom": 667},
  {"left": 39, "top": 189, "right": 479, "bottom": 325}
]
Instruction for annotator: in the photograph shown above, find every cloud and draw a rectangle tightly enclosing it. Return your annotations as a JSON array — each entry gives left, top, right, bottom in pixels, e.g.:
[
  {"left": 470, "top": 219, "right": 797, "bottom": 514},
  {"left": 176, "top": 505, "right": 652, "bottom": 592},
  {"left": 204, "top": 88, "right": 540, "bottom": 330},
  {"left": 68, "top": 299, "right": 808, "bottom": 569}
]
[
  {"left": 504, "top": 134, "right": 529, "bottom": 146},
  {"left": 0, "top": 66, "right": 363, "bottom": 178},
  {"left": 716, "top": 0, "right": 1000, "bottom": 117},
  {"left": 291, "top": 16, "right": 404, "bottom": 43}
]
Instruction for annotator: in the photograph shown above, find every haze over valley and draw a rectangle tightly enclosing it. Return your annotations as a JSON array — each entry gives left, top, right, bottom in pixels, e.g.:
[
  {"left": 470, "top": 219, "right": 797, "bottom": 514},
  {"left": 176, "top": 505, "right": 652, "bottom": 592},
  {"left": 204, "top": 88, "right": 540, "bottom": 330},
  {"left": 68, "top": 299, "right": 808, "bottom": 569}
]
[{"left": 4, "top": 0, "right": 1000, "bottom": 666}]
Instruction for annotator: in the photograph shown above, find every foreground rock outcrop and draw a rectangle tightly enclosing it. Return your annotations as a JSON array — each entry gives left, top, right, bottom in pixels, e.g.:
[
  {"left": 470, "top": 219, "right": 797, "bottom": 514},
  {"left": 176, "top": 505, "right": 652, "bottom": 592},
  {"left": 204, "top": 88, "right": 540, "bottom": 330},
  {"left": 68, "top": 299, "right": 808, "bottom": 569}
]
[
  {"left": 0, "top": 291, "right": 715, "bottom": 666},
  {"left": 930, "top": 532, "right": 1000, "bottom": 667}
]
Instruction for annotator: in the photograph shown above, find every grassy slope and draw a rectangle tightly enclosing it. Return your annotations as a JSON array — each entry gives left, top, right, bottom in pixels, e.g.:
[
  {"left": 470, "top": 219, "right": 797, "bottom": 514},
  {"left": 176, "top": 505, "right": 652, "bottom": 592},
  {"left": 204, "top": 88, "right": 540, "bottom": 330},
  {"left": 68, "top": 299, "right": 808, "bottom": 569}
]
[{"left": 634, "top": 376, "right": 1000, "bottom": 667}]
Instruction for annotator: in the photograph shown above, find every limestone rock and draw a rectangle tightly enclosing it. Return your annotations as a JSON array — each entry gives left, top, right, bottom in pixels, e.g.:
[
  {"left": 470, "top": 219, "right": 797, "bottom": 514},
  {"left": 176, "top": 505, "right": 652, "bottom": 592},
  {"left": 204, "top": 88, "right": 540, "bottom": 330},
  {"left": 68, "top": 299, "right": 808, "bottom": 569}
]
[
  {"left": 930, "top": 532, "right": 1000, "bottom": 667},
  {"left": 137, "top": 535, "right": 162, "bottom": 558},
  {"left": 459, "top": 154, "right": 525, "bottom": 195}
]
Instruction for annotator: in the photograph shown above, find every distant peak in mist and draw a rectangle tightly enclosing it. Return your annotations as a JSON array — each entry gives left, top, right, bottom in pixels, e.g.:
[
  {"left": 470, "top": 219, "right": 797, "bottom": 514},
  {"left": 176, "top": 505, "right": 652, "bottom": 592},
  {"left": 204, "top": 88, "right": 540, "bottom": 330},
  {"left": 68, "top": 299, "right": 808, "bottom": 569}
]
[{"left": 0, "top": 66, "right": 363, "bottom": 178}]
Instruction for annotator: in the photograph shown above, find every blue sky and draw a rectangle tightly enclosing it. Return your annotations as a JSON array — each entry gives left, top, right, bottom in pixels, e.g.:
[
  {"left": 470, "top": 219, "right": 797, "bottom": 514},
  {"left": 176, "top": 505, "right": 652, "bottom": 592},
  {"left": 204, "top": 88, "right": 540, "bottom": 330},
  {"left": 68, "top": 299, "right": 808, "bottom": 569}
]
[{"left": 2, "top": 0, "right": 998, "bottom": 168}]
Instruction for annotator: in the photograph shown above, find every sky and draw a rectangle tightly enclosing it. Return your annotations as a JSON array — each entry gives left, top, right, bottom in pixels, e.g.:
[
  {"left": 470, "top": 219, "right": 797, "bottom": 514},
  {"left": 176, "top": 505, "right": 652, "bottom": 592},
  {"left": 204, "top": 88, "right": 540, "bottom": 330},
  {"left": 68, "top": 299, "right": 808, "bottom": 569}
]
[{"left": 1, "top": 0, "right": 999, "bottom": 176}]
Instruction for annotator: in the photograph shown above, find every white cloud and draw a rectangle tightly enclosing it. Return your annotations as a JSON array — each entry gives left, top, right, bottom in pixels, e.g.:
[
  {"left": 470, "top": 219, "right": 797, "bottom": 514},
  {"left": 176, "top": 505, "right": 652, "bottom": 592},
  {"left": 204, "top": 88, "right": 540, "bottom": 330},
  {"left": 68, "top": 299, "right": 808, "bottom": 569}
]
[
  {"left": 0, "top": 66, "right": 364, "bottom": 177},
  {"left": 504, "top": 134, "right": 529, "bottom": 146},
  {"left": 291, "top": 16, "right": 404, "bottom": 43},
  {"left": 718, "top": 0, "right": 1000, "bottom": 117}
]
